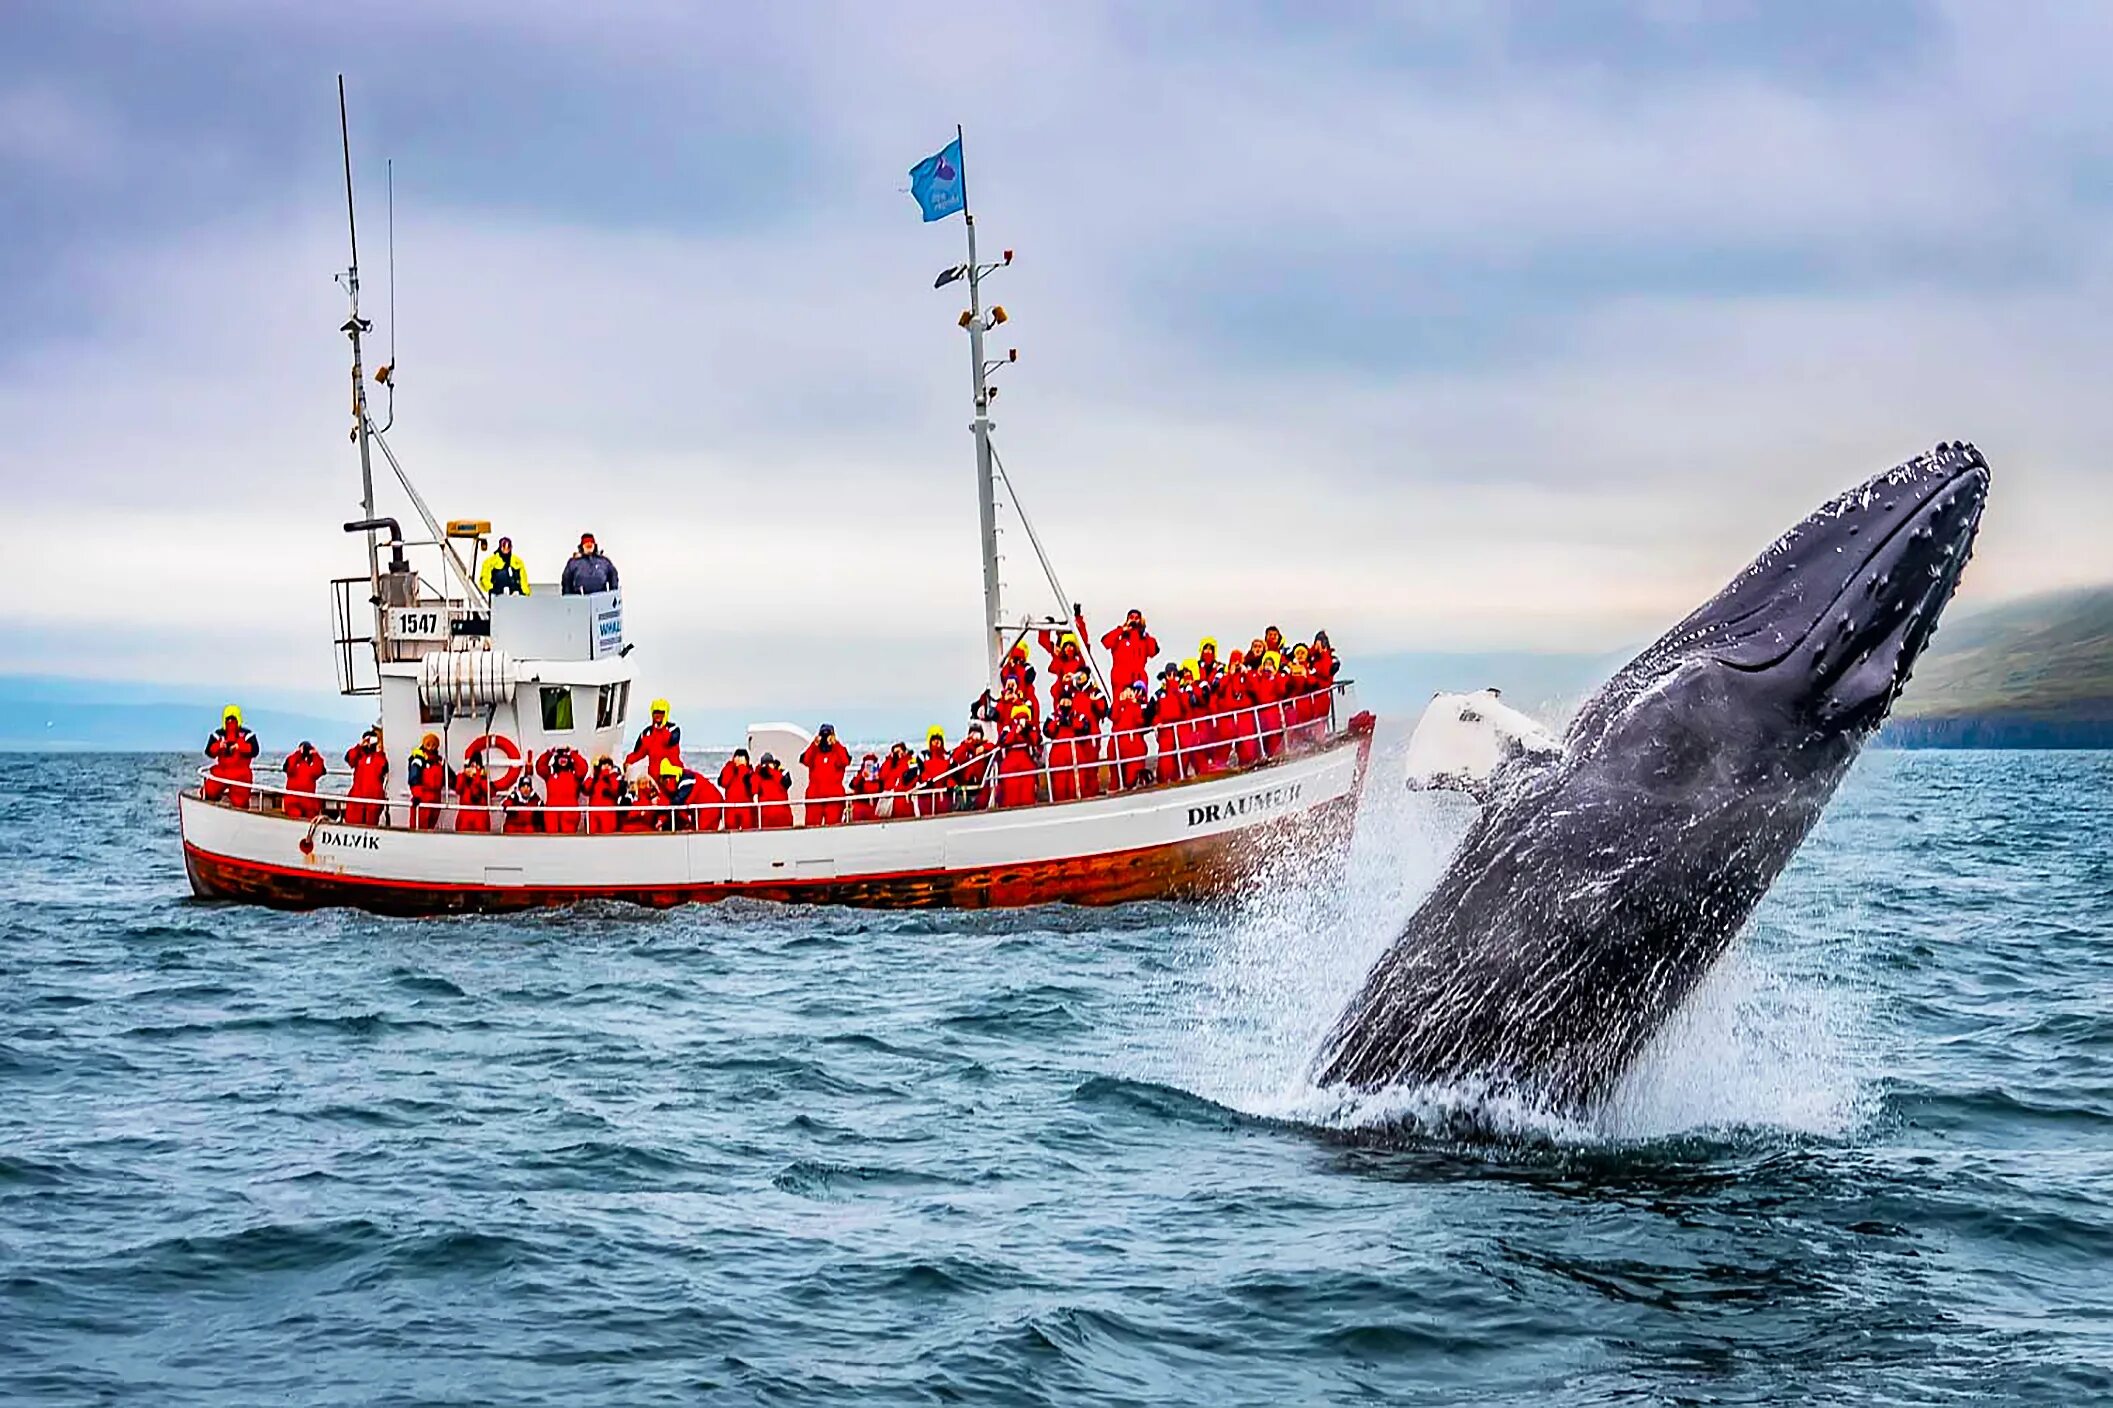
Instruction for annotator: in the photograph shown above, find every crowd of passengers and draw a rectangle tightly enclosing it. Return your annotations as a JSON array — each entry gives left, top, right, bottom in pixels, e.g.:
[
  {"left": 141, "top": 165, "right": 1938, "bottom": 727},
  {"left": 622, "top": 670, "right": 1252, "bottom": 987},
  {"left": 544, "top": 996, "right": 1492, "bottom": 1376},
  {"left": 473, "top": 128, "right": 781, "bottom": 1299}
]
[{"left": 198, "top": 608, "right": 1342, "bottom": 832}]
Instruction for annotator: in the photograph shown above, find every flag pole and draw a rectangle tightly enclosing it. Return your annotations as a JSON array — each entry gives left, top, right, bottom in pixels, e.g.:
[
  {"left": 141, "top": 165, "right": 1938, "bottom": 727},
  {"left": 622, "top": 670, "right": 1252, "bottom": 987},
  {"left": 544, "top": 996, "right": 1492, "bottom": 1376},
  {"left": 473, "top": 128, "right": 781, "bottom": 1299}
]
[{"left": 958, "top": 125, "right": 1006, "bottom": 688}]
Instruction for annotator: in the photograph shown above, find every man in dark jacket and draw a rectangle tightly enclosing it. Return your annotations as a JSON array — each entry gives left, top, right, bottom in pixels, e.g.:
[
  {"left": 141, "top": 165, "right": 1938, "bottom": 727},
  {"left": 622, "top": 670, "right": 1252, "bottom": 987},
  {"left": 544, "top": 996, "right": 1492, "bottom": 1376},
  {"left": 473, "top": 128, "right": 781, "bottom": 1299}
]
[{"left": 561, "top": 532, "right": 620, "bottom": 595}]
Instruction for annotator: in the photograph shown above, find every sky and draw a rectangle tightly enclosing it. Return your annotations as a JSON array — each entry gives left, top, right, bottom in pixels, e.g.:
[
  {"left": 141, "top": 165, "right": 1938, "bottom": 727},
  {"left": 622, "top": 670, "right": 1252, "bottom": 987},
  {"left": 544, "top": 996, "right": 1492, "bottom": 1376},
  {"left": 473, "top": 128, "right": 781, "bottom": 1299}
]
[{"left": 3, "top": 1, "right": 2109, "bottom": 722}]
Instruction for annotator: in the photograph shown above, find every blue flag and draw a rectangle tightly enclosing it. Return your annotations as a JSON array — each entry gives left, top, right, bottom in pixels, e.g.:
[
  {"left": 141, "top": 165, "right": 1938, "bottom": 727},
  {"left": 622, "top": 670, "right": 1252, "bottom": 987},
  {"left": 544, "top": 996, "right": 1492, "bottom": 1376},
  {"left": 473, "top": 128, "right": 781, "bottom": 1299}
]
[{"left": 909, "top": 138, "right": 966, "bottom": 222}]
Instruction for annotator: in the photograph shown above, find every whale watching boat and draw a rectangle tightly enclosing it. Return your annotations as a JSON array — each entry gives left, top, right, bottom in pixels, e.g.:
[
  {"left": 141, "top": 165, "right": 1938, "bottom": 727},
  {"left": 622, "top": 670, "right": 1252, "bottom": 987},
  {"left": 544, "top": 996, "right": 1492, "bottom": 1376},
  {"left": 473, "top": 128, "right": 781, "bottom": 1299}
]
[{"left": 177, "top": 99, "right": 1375, "bottom": 914}]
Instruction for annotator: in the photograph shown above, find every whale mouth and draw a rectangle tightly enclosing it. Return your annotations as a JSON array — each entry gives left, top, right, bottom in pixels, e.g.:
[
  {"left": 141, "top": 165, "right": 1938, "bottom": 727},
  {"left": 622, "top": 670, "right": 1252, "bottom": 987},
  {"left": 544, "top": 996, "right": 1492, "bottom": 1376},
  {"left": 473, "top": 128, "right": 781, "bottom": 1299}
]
[{"left": 1698, "top": 444, "right": 1989, "bottom": 702}]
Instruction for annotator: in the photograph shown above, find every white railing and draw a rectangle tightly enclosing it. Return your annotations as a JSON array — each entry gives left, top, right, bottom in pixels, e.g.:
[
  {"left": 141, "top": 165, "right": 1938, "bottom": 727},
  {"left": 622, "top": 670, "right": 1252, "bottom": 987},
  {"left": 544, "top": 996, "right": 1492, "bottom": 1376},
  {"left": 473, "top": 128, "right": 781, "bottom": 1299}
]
[{"left": 191, "top": 682, "right": 1359, "bottom": 834}]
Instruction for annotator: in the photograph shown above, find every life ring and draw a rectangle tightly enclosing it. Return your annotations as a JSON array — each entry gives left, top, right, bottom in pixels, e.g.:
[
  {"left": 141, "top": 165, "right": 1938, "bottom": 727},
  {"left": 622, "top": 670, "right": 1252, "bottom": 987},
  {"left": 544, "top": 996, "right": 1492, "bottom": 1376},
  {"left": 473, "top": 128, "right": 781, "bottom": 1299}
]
[{"left": 466, "top": 733, "right": 524, "bottom": 791}]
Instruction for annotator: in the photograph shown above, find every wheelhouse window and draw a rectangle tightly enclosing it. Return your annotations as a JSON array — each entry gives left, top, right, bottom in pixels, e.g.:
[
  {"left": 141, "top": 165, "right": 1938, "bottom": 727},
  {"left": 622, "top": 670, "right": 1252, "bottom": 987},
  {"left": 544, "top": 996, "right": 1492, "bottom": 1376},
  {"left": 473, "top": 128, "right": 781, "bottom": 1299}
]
[
  {"left": 540, "top": 686, "right": 574, "bottom": 732},
  {"left": 596, "top": 684, "right": 618, "bottom": 729}
]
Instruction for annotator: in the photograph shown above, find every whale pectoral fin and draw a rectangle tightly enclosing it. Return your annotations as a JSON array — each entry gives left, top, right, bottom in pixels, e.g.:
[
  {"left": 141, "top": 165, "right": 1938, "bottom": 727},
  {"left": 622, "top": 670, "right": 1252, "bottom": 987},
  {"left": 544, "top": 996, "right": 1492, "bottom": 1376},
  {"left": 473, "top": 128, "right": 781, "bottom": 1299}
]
[{"left": 1405, "top": 689, "right": 1562, "bottom": 796}]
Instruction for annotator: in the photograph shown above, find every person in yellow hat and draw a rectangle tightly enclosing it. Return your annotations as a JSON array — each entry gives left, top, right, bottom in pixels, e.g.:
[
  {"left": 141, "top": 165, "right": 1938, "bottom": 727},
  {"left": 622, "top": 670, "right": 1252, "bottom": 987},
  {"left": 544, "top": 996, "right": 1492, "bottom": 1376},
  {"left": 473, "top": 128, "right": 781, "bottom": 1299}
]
[
  {"left": 202, "top": 704, "right": 260, "bottom": 809},
  {"left": 624, "top": 697, "right": 682, "bottom": 779},
  {"left": 1196, "top": 637, "right": 1222, "bottom": 680},
  {"left": 1038, "top": 613, "right": 1090, "bottom": 708},
  {"left": 1256, "top": 651, "right": 1289, "bottom": 757},
  {"left": 919, "top": 726, "right": 953, "bottom": 816},
  {"left": 995, "top": 704, "right": 1043, "bottom": 808},
  {"left": 654, "top": 754, "right": 721, "bottom": 833}
]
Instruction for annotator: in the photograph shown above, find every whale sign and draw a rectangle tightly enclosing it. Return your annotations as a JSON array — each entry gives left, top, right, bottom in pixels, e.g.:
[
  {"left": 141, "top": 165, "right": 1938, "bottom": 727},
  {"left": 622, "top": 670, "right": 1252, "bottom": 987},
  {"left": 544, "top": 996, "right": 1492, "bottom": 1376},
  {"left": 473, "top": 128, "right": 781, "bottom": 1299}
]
[{"left": 592, "top": 594, "right": 624, "bottom": 659}]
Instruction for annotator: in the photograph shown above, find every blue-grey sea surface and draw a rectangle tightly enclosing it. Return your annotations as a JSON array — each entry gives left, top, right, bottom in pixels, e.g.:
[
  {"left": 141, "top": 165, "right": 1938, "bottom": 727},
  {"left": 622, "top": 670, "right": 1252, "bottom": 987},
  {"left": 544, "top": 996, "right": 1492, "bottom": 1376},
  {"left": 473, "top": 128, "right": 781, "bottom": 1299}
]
[{"left": 1, "top": 749, "right": 2108, "bottom": 1405}]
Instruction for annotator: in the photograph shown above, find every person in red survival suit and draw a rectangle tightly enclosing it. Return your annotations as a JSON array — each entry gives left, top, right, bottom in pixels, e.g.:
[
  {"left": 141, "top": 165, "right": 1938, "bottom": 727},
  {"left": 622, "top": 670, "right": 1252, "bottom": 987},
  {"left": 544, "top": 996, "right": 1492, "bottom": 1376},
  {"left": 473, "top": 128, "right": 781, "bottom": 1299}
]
[
  {"left": 1100, "top": 609, "right": 1160, "bottom": 694},
  {"left": 1201, "top": 663, "right": 1242, "bottom": 772},
  {"left": 1000, "top": 639, "right": 1037, "bottom": 701},
  {"left": 502, "top": 775, "right": 542, "bottom": 833},
  {"left": 1263, "top": 624, "right": 1287, "bottom": 661},
  {"left": 1149, "top": 664, "right": 1187, "bottom": 785},
  {"left": 617, "top": 777, "right": 661, "bottom": 833},
  {"left": 1221, "top": 662, "right": 1263, "bottom": 768},
  {"left": 343, "top": 729, "right": 389, "bottom": 826},
  {"left": 625, "top": 698, "right": 683, "bottom": 779},
  {"left": 847, "top": 754, "right": 884, "bottom": 822},
  {"left": 1309, "top": 630, "right": 1337, "bottom": 689},
  {"left": 876, "top": 742, "right": 916, "bottom": 820},
  {"left": 1284, "top": 661, "right": 1319, "bottom": 748},
  {"left": 994, "top": 705, "right": 1043, "bottom": 809},
  {"left": 453, "top": 759, "right": 493, "bottom": 833},
  {"left": 1253, "top": 653, "right": 1288, "bottom": 757},
  {"left": 719, "top": 748, "right": 757, "bottom": 830},
  {"left": 886, "top": 754, "right": 923, "bottom": 820},
  {"left": 406, "top": 732, "right": 451, "bottom": 831},
  {"left": 1196, "top": 637, "right": 1223, "bottom": 681},
  {"left": 586, "top": 756, "right": 626, "bottom": 834},
  {"left": 1039, "top": 613, "right": 1091, "bottom": 709},
  {"left": 1175, "top": 663, "right": 1214, "bottom": 777},
  {"left": 998, "top": 676, "right": 1039, "bottom": 733},
  {"left": 799, "top": 723, "right": 852, "bottom": 827},
  {"left": 686, "top": 765, "right": 725, "bottom": 832},
  {"left": 202, "top": 704, "right": 261, "bottom": 809},
  {"left": 1110, "top": 680, "right": 1150, "bottom": 790},
  {"left": 915, "top": 727, "right": 954, "bottom": 817},
  {"left": 1042, "top": 699, "right": 1083, "bottom": 804},
  {"left": 280, "top": 740, "right": 327, "bottom": 819},
  {"left": 658, "top": 757, "right": 723, "bottom": 832},
  {"left": 537, "top": 745, "right": 588, "bottom": 835},
  {"left": 753, "top": 753, "right": 794, "bottom": 829},
  {"left": 1068, "top": 671, "right": 1109, "bottom": 797},
  {"left": 948, "top": 724, "right": 994, "bottom": 810},
  {"left": 874, "top": 739, "right": 917, "bottom": 816}
]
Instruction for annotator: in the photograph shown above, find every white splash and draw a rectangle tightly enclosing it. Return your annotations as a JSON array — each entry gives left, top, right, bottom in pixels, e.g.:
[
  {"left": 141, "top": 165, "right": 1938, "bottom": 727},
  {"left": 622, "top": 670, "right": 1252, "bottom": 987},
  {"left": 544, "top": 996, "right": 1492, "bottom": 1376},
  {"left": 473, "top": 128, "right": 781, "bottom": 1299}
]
[
  {"left": 1156, "top": 729, "right": 1873, "bottom": 1146},
  {"left": 1598, "top": 942, "right": 1869, "bottom": 1141}
]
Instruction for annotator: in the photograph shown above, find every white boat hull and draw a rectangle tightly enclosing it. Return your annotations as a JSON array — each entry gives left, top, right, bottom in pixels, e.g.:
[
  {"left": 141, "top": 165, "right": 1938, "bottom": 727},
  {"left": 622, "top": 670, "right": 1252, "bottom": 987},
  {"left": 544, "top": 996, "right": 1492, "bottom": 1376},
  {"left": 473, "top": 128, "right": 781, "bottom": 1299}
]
[{"left": 180, "top": 729, "right": 1374, "bottom": 913}]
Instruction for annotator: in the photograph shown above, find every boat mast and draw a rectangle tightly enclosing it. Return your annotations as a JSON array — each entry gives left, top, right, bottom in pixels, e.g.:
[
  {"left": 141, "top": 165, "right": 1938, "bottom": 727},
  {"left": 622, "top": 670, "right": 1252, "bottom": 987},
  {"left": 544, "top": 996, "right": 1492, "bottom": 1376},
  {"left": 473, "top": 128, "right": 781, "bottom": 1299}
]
[
  {"left": 337, "top": 77, "right": 383, "bottom": 658},
  {"left": 957, "top": 127, "right": 1006, "bottom": 686}
]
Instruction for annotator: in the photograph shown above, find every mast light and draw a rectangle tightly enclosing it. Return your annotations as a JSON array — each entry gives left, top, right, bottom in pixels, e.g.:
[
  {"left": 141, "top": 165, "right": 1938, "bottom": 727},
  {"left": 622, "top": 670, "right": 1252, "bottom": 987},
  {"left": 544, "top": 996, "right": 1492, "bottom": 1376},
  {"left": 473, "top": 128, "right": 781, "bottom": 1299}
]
[{"left": 990, "top": 305, "right": 1008, "bottom": 325}]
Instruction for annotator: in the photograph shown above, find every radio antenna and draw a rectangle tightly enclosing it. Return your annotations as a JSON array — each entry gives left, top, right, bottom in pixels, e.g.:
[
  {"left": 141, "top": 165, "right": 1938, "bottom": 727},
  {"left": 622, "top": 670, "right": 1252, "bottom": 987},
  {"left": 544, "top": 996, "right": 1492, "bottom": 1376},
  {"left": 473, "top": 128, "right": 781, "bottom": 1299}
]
[{"left": 376, "top": 156, "right": 398, "bottom": 433}]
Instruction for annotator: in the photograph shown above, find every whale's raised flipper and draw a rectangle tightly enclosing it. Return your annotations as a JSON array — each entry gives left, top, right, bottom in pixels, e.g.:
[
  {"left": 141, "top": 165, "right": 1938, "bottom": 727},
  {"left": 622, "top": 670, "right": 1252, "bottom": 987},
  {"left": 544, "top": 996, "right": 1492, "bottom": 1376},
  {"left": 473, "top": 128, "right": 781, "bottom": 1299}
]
[{"left": 1403, "top": 688, "right": 1563, "bottom": 800}]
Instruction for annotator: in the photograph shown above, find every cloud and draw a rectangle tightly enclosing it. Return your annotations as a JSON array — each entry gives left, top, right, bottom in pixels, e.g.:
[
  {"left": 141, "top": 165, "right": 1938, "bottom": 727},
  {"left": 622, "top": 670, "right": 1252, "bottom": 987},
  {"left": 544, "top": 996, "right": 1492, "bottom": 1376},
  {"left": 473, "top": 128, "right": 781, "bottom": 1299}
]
[{"left": 1, "top": 1, "right": 2108, "bottom": 720}]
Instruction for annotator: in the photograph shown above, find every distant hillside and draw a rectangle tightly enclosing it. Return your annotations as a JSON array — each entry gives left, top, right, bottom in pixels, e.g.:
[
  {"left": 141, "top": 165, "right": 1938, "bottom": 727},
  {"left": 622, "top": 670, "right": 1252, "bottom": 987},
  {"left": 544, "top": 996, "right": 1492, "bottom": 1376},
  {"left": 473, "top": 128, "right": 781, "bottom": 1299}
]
[
  {"left": 0, "top": 675, "right": 370, "bottom": 753},
  {"left": 1884, "top": 586, "right": 2113, "bottom": 748}
]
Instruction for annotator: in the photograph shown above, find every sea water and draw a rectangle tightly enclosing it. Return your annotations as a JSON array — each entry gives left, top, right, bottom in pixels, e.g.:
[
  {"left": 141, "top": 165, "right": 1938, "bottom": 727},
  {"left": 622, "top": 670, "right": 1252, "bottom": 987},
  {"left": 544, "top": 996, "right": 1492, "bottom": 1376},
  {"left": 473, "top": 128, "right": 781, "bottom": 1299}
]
[{"left": 1, "top": 749, "right": 2107, "bottom": 1404}]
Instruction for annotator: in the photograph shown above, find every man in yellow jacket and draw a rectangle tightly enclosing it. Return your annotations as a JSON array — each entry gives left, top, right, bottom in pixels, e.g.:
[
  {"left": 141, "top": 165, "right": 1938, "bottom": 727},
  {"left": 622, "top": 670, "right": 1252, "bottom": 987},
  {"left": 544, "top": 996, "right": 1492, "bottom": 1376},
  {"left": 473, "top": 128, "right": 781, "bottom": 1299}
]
[{"left": 479, "top": 536, "right": 530, "bottom": 595}]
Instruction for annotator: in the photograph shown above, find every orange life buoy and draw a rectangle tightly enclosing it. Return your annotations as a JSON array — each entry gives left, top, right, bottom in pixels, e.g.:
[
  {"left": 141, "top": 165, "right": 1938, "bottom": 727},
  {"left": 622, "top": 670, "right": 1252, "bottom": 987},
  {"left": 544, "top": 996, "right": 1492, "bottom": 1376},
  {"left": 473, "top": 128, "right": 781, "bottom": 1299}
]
[{"left": 466, "top": 733, "right": 523, "bottom": 791}]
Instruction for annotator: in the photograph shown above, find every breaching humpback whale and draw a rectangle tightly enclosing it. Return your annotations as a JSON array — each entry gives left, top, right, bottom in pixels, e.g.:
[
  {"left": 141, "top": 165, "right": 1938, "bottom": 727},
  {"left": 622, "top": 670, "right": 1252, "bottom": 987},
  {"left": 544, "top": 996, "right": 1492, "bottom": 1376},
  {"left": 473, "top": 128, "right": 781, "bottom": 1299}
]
[{"left": 1317, "top": 442, "right": 1990, "bottom": 1111}]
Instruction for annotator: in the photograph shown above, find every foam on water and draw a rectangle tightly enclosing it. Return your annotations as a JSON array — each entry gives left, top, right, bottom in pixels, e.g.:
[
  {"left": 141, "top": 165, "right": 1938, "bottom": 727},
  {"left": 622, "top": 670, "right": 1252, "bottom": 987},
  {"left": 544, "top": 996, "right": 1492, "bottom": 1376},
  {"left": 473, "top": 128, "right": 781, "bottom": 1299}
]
[{"left": 1161, "top": 733, "right": 1873, "bottom": 1146}]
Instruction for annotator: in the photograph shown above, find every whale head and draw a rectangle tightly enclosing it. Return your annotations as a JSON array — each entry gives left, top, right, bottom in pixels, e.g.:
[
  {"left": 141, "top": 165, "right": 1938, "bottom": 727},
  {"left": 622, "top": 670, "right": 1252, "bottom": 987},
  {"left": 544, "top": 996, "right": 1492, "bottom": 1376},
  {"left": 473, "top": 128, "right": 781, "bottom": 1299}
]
[{"left": 1567, "top": 441, "right": 1990, "bottom": 791}]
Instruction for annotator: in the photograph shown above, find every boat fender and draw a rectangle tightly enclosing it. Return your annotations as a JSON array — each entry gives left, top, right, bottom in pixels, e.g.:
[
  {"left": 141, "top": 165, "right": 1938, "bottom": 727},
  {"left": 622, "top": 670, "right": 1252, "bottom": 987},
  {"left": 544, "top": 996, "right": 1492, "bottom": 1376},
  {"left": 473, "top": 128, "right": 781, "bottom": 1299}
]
[{"left": 466, "top": 733, "right": 524, "bottom": 791}]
